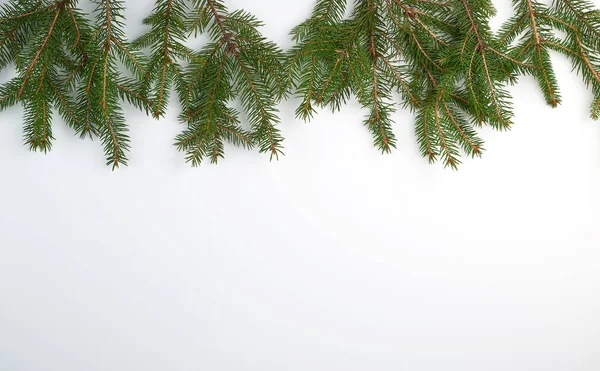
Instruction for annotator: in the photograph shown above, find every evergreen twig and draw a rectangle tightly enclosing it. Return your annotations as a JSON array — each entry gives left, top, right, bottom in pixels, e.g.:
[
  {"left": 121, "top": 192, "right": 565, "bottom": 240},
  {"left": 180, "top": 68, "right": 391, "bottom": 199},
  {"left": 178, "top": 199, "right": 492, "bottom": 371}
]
[
  {"left": 288, "top": 0, "right": 600, "bottom": 168},
  {"left": 1, "top": 0, "right": 600, "bottom": 168},
  {"left": 174, "top": 0, "right": 286, "bottom": 165}
]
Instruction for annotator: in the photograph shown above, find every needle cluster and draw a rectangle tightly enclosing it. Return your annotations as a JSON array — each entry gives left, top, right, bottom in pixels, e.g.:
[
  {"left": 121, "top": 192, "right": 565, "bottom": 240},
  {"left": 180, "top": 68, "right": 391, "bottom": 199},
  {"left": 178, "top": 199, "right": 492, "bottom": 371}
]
[
  {"left": 1, "top": 0, "right": 600, "bottom": 168},
  {"left": 288, "top": 0, "right": 600, "bottom": 168}
]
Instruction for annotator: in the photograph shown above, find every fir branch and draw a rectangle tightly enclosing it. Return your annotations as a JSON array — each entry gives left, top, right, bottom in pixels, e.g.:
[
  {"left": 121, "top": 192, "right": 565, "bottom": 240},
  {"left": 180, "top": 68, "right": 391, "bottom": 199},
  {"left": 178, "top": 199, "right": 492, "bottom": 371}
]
[
  {"left": 498, "top": 0, "right": 561, "bottom": 107},
  {"left": 175, "top": 0, "right": 285, "bottom": 165},
  {"left": 547, "top": 0, "right": 600, "bottom": 118},
  {"left": 452, "top": 0, "right": 518, "bottom": 129},
  {"left": 0, "top": 0, "right": 91, "bottom": 152},
  {"left": 498, "top": 0, "right": 600, "bottom": 119},
  {"left": 133, "top": 0, "right": 199, "bottom": 118},
  {"left": 1, "top": 0, "right": 600, "bottom": 168},
  {"left": 70, "top": 0, "right": 149, "bottom": 169},
  {"left": 288, "top": 0, "right": 485, "bottom": 167}
]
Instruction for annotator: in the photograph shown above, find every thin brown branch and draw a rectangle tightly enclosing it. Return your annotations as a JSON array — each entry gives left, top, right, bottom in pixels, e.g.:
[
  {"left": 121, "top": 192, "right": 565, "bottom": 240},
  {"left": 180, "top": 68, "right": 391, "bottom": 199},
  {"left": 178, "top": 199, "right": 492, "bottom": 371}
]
[
  {"left": 155, "top": 64, "right": 168, "bottom": 117},
  {"left": 480, "top": 47, "right": 505, "bottom": 126},
  {"left": 189, "top": 5, "right": 210, "bottom": 33},
  {"left": 305, "top": 55, "right": 317, "bottom": 107},
  {"left": 422, "top": 111, "right": 435, "bottom": 161},
  {"left": 488, "top": 46, "right": 536, "bottom": 68},
  {"left": 116, "top": 83, "right": 151, "bottom": 106},
  {"left": 101, "top": 0, "right": 112, "bottom": 112},
  {"left": 185, "top": 36, "right": 224, "bottom": 97},
  {"left": 188, "top": 130, "right": 209, "bottom": 160},
  {"left": 499, "top": 14, "right": 526, "bottom": 44},
  {"left": 207, "top": 0, "right": 228, "bottom": 37},
  {"left": 111, "top": 37, "right": 147, "bottom": 76},
  {"left": 211, "top": 131, "right": 219, "bottom": 161},
  {"left": 378, "top": 54, "right": 419, "bottom": 106},
  {"left": 0, "top": 2, "right": 56, "bottom": 22},
  {"left": 459, "top": 28, "right": 472, "bottom": 61},
  {"left": 0, "top": 91, "right": 17, "bottom": 104},
  {"left": 414, "top": 16, "right": 448, "bottom": 46},
  {"left": 536, "top": 46, "right": 558, "bottom": 106},
  {"left": 18, "top": 3, "right": 63, "bottom": 99},
  {"left": 406, "top": 21, "right": 443, "bottom": 70},
  {"left": 86, "top": 59, "right": 99, "bottom": 93},
  {"left": 103, "top": 111, "right": 121, "bottom": 168},
  {"left": 48, "top": 79, "right": 77, "bottom": 125},
  {"left": 216, "top": 123, "right": 252, "bottom": 145},
  {"left": 562, "top": 0, "right": 600, "bottom": 39},
  {"left": 101, "top": 49, "right": 109, "bottom": 111},
  {"left": 40, "top": 89, "right": 48, "bottom": 149},
  {"left": 443, "top": 102, "right": 480, "bottom": 155},
  {"left": 467, "top": 47, "right": 481, "bottom": 115},
  {"left": 542, "top": 38, "right": 577, "bottom": 56},
  {"left": 539, "top": 14, "right": 577, "bottom": 31},
  {"left": 434, "top": 100, "right": 453, "bottom": 166},
  {"left": 575, "top": 35, "right": 600, "bottom": 85},
  {"left": 65, "top": 3, "right": 80, "bottom": 47},
  {"left": 526, "top": 0, "right": 541, "bottom": 46},
  {"left": 346, "top": 51, "right": 365, "bottom": 98},
  {"left": 235, "top": 56, "right": 280, "bottom": 159},
  {"left": 460, "top": 0, "right": 483, "bottom": 42},
  {"left": 317, "top": 53, "right": 347, "bottom": 104},
  {"left": 412, "top": 0, "right": 450, "bottom": 6},
  {"left": 155, "top": 0, "right": 173, "bottom": 117},
  {"left": 368, "top": 13, "right": 390, "bottom": 151},
  {"left": 517, "top": 39, "right": 534, "bottom": 56}
]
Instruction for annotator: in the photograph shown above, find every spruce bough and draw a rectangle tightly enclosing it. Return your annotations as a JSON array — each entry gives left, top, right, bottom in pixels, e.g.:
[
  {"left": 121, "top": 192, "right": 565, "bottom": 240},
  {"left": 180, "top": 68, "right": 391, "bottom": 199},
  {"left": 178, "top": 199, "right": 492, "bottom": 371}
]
[{"left": 1, "top": 0, "right": 600, "bottom": 168}]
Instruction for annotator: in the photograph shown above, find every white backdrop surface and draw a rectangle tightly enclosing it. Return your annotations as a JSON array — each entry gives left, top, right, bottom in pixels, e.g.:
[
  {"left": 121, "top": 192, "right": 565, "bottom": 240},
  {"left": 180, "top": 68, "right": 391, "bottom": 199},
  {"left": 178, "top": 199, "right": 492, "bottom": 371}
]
[{"left": 1, "top": 0, "right": 599, "bottom": 370}]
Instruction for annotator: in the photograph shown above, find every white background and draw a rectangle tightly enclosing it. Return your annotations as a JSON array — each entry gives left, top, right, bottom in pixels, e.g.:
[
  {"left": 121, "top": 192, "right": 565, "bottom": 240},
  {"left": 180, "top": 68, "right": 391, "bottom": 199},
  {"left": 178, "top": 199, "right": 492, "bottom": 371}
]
[{"left": 1, "top": 0, "right": 599, "bottom": 370}]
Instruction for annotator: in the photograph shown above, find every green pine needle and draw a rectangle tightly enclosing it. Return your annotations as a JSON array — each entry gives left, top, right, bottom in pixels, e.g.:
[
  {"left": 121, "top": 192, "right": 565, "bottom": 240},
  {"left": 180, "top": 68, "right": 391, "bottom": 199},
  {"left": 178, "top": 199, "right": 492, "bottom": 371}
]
[{"left": 1, "top": 0, "right": 600, "bottom": 168}]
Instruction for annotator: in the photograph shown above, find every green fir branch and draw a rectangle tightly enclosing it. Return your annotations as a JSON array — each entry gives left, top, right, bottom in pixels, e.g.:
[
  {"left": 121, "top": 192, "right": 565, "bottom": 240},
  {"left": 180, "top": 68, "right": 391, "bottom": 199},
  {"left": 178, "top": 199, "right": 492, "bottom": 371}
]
[
  {"left": 174, "top": 0, "right": 285, "bottom": 165},
  {"left": 1, "top": 0, "right": 600, "bottom": 168},
  {"left": 73, "top": 0, "right": 149, "bottom": 169}
]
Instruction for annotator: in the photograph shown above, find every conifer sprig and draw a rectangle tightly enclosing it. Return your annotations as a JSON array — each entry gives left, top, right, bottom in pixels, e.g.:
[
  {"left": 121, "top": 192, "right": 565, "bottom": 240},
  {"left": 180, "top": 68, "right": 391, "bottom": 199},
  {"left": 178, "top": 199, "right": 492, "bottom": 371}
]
[
  {"left": 74, "top": 0, "right": 149, "bottom": 169},
  {"left": 132, "top": 0, "right": 199, "bottom": 118},
  {"left": 448, "top": 0, "right": 526, "bottom": 130},
  {"left": 288, "top": 0, "right": 420, "bottom": 153},
  {"left": 0, "top": 0, "right": 149, "bottom": 169},
  {"left": 0, "top": 0, "right": 89, "bottom": 153},
  {"left": 171, "top": 0, "right": 286, "bottom": 165},
  {"left": 503, "top": 0, "right": 600, "bottom": 119},
  {"left": 287, "top": 0, "right": 487, "bottom": 166},
  {"left": 2, "top": 0, "right": 600, "bottom": 168},
  {"left": 498, "top": 0, "right": 561, "bottom": 107},
  {"left": 288, "top": 0, "right": 600, "bottom": 168}
]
